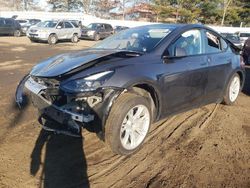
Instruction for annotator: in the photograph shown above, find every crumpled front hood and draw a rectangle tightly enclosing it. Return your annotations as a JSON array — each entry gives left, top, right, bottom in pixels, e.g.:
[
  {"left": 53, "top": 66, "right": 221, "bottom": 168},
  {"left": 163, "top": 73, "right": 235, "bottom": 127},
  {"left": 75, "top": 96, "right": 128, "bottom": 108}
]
[{"left": 30, "top": 49, "right": 120, "bottom": 77}]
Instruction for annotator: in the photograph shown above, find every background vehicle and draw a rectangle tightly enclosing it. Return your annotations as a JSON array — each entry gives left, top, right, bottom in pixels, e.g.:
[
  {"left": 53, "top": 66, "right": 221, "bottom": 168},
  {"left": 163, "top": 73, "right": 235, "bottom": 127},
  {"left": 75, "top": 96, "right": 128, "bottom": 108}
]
[
  {"left": 16, "top": 19, "right": 28, "bottom": 26},
  {"left": 27, "top": 20, "right": 81, "bottom": 44},
  {"left": 221, "top": 33, "right": 242, "bottom": 48},
  {"left": 20, "top": 19, "right": 41, "bottom": 35},
  {"left": 114, "top": 26, "right": 129, "bottom": 33},
  {"left": 0, "top": 17, "right": 21, "bottom": 37},
  {"left": 236, "top": 31, "right": 250, "bottom": 45},
  {"left": 16, "top": 24, "right": 245, "bottom": 155},
  {"left": 81, "top": 23, "right": 114, "bottom": 41},
  {"left": 242, "top": 38, "right": 250, "bottom": 65}
]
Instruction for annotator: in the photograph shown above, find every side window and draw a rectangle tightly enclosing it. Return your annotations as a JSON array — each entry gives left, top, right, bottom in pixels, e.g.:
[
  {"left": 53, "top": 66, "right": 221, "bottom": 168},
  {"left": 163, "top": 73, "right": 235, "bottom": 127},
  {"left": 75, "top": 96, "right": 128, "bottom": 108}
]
[
  {"left": 220, "top": 38, "right": 228, "bottom": 51},
  {"left": 64, "top": 22, "right": 73, "bottom": 28},
  {"left": 205, "top": 31, "right": 221, "bottom": 53},
  {"left": 0, "top": 19, "right": 4, "bottom": 26},
  {"left": 57, "top": 22, "right": 64, "bottom": 29},
  {"left": 5, "top": 19, "right": 13, "bottom": 26},
  {"left": 105, "top": 24, "right": 112, "bottom": 31},
  {"left": 167, "top": 29, "right": 203, "bottom": 57}
]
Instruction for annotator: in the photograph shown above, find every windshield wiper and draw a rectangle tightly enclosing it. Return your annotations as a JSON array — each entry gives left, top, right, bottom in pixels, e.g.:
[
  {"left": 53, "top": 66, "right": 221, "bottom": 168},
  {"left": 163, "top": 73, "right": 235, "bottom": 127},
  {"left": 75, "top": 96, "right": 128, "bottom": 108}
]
[{"left": 116, "top": 50, "right": 145, "bottom": 57}]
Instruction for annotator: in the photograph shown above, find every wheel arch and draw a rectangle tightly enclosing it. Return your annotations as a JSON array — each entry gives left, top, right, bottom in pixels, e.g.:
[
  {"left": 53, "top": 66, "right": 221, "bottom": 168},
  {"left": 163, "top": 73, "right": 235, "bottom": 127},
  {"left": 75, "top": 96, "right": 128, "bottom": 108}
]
[
  {"left": 236, "top": 70, "right": 245, "bottom": 88},
  {"left": 129, "top": 82, "right": 161, "bottom": 122}
]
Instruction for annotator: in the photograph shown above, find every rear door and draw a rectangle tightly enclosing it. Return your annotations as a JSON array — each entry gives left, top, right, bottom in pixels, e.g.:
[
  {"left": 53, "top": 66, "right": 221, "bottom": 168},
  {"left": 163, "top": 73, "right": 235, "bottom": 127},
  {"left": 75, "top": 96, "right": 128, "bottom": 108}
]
[
  {"left": 204, "top": 30, "right": 233, "bottom": 103},
  {"left": 99, "top": 24, "right": 106, "bottom": 38},
  {"left": 5, "top": 19, "right": 15, "bottom": 34},
  {"left": 161, "top": 29, "right": 208, "bottom": 116},
  {"left": 105, "top": 24, "right": 113, "bottom": 37}
]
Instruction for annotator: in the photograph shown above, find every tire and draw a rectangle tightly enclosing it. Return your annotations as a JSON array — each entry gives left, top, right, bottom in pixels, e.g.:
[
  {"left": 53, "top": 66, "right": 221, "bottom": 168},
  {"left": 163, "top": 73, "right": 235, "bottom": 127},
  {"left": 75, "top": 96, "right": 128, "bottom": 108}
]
[
  {"left": 29, "top": 38, "right": 36, "bottom": 43},
  {"left": 223, "top": 73, "right": 241, "bottom": 105},
  {"left": 14, "top": 30, "right": 21, "bottom": 37},
  {"left": 105, "top": 93, "right": 151, "bottom": 155},
  {"left": 71, "top": 34, "right": 79, "bottom": 43},
  {"left": 48, "top": 34, "right": 58, "bottom": 45},
  {"left": 94, "top": 33, "right": 100, "bottom": 41}
]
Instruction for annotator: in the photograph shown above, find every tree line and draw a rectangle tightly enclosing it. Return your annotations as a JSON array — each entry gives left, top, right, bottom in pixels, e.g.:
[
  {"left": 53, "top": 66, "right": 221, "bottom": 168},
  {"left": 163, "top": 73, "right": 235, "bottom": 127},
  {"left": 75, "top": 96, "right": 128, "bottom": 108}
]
[
  {"left": 152, "top": 0, "right": 250, "bottom": 26},
  {"left": 3, "top": 0, "right": 250, "bottom": 26}
]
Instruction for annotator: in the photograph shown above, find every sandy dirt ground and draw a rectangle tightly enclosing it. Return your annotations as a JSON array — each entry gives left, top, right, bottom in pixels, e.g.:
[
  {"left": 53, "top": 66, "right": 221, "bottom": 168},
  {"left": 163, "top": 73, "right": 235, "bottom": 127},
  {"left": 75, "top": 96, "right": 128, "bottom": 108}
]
[{"left": 0, "top": 36, "right": 249, "bottom": 188}]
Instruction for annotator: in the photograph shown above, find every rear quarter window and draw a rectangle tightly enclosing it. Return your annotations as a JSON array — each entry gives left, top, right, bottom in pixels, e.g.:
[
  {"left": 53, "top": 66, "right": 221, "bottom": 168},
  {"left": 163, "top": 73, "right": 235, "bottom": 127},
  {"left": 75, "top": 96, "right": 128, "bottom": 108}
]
[
  {"left": 205, "top": 31, "right": 222, "bottom": 53},
  {"left": 240, "top": 33, "right": 250, "bottom": 37}
]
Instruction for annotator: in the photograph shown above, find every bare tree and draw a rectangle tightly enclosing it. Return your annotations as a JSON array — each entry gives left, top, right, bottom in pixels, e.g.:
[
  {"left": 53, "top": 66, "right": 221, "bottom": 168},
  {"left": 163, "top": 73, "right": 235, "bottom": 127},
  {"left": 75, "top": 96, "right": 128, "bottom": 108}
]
[
  {"left": 82, "top": 0, "right": 92, "bottom": 13},
  {"left": 221, "top": 0, "right": 232, "bottom": 25}
]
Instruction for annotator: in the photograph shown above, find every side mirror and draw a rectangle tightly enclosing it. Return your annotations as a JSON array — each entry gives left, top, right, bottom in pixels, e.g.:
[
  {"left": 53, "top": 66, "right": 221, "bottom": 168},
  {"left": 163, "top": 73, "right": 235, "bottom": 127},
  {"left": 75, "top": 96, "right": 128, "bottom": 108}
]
[
  {"left": 57, "top": 26, "right": 62, "bottom": 29},
  {"left": 162, "top": 55, "right": 175, "bottom": 63}
]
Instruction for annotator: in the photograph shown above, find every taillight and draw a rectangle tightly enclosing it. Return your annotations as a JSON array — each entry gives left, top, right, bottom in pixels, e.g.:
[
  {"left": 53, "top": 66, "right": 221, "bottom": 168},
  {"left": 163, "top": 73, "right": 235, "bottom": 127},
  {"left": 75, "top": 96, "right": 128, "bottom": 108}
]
[{"left": 240, "top": 55, "right": 245, "bottom": 68}]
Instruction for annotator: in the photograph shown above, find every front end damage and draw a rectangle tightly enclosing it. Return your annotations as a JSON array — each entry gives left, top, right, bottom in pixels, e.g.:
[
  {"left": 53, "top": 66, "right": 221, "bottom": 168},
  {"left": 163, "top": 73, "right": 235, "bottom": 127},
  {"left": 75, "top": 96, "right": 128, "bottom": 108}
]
[{"left": 15, "top": 75, "right": 125, "bottom": 137}]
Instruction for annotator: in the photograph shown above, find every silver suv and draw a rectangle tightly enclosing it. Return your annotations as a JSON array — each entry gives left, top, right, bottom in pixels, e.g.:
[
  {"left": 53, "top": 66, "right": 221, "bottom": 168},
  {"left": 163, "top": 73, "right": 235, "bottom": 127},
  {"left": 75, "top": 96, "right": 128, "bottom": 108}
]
[{"left": 27, "top": 20, "right": 81, "bottom": 44}]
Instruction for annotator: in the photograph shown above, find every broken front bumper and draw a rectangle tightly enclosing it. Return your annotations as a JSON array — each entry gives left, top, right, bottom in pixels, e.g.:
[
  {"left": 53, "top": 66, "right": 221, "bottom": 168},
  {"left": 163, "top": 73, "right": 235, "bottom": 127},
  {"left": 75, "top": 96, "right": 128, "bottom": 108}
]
[
  {"left": 24, "top": 76, "right": 95, "bottom": 124},
  {"left": 15, "top": 75, "right": 124, "bottom": 136}
]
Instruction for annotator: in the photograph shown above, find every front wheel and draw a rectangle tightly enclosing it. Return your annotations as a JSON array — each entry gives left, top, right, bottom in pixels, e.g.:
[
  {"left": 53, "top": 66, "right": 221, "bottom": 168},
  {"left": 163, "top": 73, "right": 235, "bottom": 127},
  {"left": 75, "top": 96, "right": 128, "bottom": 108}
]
[
  {"left": 71, "top": 34, "right": 79, "bottom": 43},
  {"left": 105, "top": 93, "right": 151, "bottom": 155},
  {"left": 48, "top": 34, "right": 58, "bottom": 45},
  {"left": 223, "top": 73, "right": 241, "bottom": 105},
  {"left": 94, "top": 33, "right": 100, "bottom": 41}
]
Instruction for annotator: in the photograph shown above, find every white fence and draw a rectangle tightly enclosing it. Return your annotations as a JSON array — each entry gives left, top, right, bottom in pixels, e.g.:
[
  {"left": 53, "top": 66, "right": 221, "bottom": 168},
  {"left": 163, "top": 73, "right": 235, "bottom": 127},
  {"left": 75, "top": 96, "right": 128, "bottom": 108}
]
[
  {"left": 0, "top": 11, "right": 250, "bottom": 33},
  {"left": 0, "top": 11, "right": 154, "bottom": 27}
]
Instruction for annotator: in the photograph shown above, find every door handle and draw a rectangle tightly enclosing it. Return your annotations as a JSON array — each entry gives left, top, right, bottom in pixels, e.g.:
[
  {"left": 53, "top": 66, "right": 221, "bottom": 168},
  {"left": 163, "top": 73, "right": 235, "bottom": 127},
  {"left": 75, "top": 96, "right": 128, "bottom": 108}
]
[{"left": 207, "top": 57, "right": 211, "bottom": 63}]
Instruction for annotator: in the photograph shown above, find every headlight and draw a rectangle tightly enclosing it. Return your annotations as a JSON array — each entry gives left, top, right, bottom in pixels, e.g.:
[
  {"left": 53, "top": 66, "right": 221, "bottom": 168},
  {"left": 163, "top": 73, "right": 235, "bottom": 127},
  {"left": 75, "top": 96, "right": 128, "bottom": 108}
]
[
  {"left": 61, "top": 71, "right": 114, "bottom": 92},
  {"left": 87, "top": 30, "right": 95, "bottom": 36}
]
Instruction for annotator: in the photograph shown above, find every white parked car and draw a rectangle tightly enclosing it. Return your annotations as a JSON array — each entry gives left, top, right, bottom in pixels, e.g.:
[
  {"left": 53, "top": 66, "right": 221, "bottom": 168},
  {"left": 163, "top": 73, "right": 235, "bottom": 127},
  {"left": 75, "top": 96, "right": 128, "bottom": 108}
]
[
  {"left": 235, "top": 31, "right": 250, "bottom": 45},
  {"left": 27, "top": 20, "right": 81, "bottom": 44}
]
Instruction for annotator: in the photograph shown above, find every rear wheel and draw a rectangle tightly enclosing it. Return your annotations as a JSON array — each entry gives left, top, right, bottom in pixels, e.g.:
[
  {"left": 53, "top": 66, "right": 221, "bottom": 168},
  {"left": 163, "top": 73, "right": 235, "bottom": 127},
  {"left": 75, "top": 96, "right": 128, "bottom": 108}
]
[
  {"left": 223, "top": 73, "right": 241, "bottom": 105},
  {"left": 14, "top": 30, "right": 21, "bottom": 37},
  {"left": 105, "top": 93, "right": 151, "bottom": 155},
  {"left": 71, "top": 34, "right": 79, "bottom": 43},
  {"left": 48, "top": 34, "right": 58, "bottom": 45}
]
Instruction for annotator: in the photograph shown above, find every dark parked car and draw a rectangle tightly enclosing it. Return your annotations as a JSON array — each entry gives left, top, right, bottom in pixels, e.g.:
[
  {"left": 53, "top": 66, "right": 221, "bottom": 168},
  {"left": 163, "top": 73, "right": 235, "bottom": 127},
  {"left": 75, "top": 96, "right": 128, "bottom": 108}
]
[
  {"left": 221, "top": 33, "right": 242, "bottom": 49},
  {"left": 0, "top": 17, "right": 21, "bottom": 37},
  {"left": 20, "top": 19, "right": 41, "bottom": 34},
  {"left": 242, "top": 38, "right": 250, "bottom": 65},
  {"left": 114, "top": 26, "right": 129, "bottom": 33},
  {"left": 16, "top": 24, "right": 245, "bottom": 155},
  {"left": 81, "top": 23, "right": 114, "bottom": 41}
]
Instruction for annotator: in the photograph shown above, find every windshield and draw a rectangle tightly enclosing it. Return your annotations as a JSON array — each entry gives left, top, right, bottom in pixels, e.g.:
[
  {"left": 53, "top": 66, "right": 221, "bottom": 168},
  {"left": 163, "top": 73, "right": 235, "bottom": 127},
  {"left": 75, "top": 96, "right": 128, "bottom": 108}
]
[
  {"left": 222, "top": 33, "right": 240, "bottom": 41},
  {"left": 92, "top": 25, "right": 175, "bottom": 53},
  {"left": 37, "top": 21, "right": 57, "bottom": 28},
  {"left": 87, "top": 23, "right": 99, "bottom": 30},
  {"left": 17, "top": 20, "right": 27, "bottom": 23}
]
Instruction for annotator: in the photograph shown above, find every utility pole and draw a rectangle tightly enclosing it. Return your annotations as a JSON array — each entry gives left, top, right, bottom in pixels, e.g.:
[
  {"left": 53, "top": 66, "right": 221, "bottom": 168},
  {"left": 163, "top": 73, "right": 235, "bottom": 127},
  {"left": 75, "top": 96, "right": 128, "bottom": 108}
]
[{"left": 221, "top": 0, "right": 232, "bottom": 26}]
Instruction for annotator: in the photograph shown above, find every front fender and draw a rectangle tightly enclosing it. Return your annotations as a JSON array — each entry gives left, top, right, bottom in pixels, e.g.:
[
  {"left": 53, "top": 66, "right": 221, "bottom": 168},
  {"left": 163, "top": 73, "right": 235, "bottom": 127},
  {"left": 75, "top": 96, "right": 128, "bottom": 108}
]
[{"left": 15, "top": 74, "right": 30, "bottom": 108}]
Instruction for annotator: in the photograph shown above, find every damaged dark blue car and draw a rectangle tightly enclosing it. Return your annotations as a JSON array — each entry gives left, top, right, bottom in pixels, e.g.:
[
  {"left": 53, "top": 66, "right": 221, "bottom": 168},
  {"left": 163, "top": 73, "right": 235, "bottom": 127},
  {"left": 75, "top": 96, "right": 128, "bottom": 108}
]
[{"left": 16, "top": 24, "right": 245, "bottom": 155}]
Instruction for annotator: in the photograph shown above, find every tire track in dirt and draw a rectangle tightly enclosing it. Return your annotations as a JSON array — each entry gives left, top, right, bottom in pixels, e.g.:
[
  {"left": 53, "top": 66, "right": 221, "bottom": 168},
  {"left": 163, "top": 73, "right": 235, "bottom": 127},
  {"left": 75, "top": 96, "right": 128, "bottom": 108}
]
[{"left": 86, "top": 104, "right": 219, "bottom": 188}]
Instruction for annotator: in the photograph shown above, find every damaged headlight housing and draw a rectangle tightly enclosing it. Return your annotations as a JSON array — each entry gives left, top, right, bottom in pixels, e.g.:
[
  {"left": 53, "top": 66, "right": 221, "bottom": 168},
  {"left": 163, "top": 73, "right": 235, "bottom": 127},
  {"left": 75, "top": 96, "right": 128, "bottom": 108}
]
[{"left": 61, "top": 71, "right": 114, "bottom": 92}]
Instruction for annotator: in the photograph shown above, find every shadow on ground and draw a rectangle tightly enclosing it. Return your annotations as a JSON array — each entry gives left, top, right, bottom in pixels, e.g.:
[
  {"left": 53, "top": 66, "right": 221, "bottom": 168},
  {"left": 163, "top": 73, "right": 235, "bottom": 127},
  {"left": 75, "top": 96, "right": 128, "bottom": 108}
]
[
  {"left": 242, "top": 66, "right": 250, "bottom": 96},
  {"left": 30, "top": 126, "right": 90, "bottom": 188}
]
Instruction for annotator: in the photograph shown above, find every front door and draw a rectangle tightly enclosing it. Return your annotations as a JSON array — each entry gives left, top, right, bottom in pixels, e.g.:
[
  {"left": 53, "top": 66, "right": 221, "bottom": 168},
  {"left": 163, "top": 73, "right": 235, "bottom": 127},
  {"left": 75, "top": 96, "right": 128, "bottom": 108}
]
[{"left": 160, "top": 29, "right": 209, "bottom": 117}]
